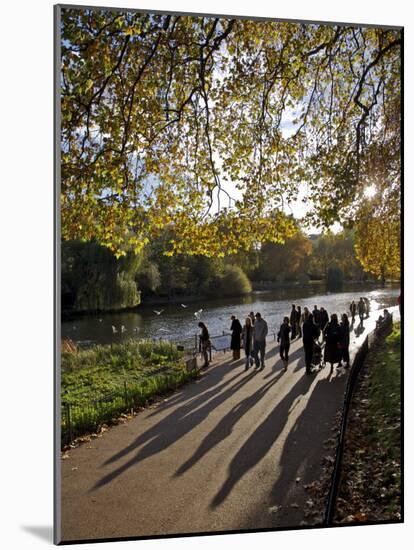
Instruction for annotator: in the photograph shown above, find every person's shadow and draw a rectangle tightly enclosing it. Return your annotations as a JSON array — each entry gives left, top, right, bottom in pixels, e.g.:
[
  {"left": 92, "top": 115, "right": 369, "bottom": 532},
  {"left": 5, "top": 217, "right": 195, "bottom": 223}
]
[
  {"left": 243, "top": 372, "right": 347, "bottom": 528},
  {"left": 174, "top": 369, "right": 286, "bottom": 477},
  {"left": 210, "top": 374, "right": 314, "bottom": 508},
  {"left": 355, "top": 323, "right": 365, "bottom": 337},
  {"left": 146, "top": 357, "right": 238, "bottom": 418},
  {"left": 92, "top": 368, "right": 258, "bottom": 491}
]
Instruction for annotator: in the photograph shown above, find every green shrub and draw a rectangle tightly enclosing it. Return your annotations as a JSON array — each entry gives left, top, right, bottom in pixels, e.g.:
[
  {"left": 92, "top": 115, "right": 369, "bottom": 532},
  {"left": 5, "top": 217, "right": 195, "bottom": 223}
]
[{"left": 210, "top": 265, "right": 252, "bottom": 297}]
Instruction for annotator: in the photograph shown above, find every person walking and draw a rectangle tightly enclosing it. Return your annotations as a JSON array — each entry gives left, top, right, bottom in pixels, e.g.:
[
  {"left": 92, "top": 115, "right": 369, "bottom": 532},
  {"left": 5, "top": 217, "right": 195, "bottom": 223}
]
[
  {"left": 198, "top": 321, "right": 210, "bottom": 368},
  {"left": 339, "top": 313, "right": 350, "bottom": 368},
  {"left": 312, "top": 305, "right": 321, "bottom": 329},
  {"left": 253, "top": 312, "right": 268, "bottom": 370},
  {"left": 241, "top": 316, "right": 254, "bottom": 370},
  {"left": 320, "top": 307, "right": 329, "bottom": 332},
  {"left": 249, "top": 311, "right": 255, "bottom": 326},
  {"left": 301, "top": 306, "right": 310, "bottom": 324},
  {"left": 363, "top": 297, "right": 370, "bottom": 318},
  {"left": 296, "top": 306, "right": 302, "bottom": 337},
  {"left": 302, "top": 313, "right": 318, "bottom": 375},
  {"left": 323, "top": 314, "right": 341, "bottom": 371},
  {"left": 277, "top": 316, "right": 291, "bottom": 370},
  {"left": 290, "top": 304, "right": 297, "bottom": 339},
  {"left": 230, "top": 315, "right": 242, "bottom": 361},
  {"left": 350, "top": 300, "right": 357, "bottom": 323},
  {"left": 357, "top": 298, "right": 365, "bottom": 324}
]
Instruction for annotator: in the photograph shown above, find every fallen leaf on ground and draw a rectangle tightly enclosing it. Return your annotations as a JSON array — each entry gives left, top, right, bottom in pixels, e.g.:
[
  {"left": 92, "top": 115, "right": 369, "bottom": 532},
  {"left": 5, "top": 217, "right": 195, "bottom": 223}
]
[{"left": 268, "top": 505, "right": 281, "bottom": 514}]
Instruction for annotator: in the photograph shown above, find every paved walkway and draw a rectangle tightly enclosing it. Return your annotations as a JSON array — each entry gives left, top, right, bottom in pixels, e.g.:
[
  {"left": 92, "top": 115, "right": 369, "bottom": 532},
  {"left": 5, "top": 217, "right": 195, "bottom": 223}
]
[{"left": 60, "top": 308, "right": 399, "bottom": 542}]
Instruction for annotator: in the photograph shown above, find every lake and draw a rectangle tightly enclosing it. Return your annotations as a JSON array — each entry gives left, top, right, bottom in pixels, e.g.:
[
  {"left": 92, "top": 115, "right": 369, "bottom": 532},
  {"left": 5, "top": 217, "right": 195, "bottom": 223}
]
[{"left": 61, "top": 284, "right": 400, "bottom": 350}]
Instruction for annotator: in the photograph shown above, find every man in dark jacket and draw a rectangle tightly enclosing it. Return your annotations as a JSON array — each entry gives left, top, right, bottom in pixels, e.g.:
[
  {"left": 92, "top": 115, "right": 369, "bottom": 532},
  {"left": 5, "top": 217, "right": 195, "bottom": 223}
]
[
  {"left": 253, "top": 312, "right": 268, "bottom": 370},
  {"left": 350, "top": 300, "right": 357, "bottom": 323},
  {"left": 296, "top": 306, "right": 302, "bottom": 337},
  {"left": 277, "top": 316, "right": 291, "bottom": 370},
  {"left": 358, "top": 298, "right": 365, "bottom": 324},
  {"left": 302, "top": 313, "right": 318, "bottom": 374},
  {"left": 312, "top": 305, "right": 321, "bottom": 328}
]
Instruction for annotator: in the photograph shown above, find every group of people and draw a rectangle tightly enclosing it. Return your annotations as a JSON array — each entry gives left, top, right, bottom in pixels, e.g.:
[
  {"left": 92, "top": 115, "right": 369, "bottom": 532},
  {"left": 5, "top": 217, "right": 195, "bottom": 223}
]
[
  {"left": 287, "top": 304, "right": 330, "bottom": 340},
  {"left": 197, "top": 312, "right": 269, "bottom": 371},
  {"left": 229, "top": 312, "right": 269, "bottom": 371},
  {"left": 277, "top": 304, "right": 351, "bottom": 374},
  {"left": 349, "top": 297, "right": 370, "bottom": 324},
  {"left": 199, "top": 298, "right": 369, "bottom": 374}
]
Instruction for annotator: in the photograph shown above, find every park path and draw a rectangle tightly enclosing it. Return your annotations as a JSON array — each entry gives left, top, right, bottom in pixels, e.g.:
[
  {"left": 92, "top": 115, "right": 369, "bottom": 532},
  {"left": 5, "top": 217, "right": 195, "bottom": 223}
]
[{"left": 60, "top": 309, "right": 397, "bottom": 542}]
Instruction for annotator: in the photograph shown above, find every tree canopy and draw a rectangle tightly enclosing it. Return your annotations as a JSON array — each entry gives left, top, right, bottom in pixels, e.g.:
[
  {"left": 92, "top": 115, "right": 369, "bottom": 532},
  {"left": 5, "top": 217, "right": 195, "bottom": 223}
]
[
  {"left": 354, "top": 199, "right": 400, "bottom": 282},
  {"left": 60, "top": 8, "right": 401, "bottom": 257}
]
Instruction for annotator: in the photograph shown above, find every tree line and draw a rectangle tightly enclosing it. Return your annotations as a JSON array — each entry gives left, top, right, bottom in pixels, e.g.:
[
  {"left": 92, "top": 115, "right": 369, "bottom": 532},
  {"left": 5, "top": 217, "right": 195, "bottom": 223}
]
[{"left": 61, "top": 227, "right": 398, "bottom": 313}]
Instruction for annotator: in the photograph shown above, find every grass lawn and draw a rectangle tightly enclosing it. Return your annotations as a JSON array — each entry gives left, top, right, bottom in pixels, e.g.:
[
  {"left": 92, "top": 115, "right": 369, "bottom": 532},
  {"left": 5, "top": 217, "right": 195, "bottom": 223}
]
[
  {"left": 369, "top": 324, "right": 401, "bottom": 458},
  {"left": 61, "top": 339, "right": 197, "bottom": 447},
  {"left": 334, "top": 322, "right": 401, "bottom": 523}
]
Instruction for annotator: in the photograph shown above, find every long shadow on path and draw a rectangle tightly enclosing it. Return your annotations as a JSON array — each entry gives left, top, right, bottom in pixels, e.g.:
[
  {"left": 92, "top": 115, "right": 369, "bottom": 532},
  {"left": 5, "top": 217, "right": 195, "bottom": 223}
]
[
  {"left": 210, "top": 373, "right": 315, "bottom": 509},
  {"left": 92, "top": 367, "right": 260, "bottom": 491},
  {"left": 101, "top": 365, "right": 243, "bottom": 468},
  {"left": 174, "top": 368, "right": 287, "bottom": 478},
  {"left": 146, "top": 358, "right": 236, "bottom": 418},
  {"left": 248, "top": 369, "right": 348, "bottom": 527}
]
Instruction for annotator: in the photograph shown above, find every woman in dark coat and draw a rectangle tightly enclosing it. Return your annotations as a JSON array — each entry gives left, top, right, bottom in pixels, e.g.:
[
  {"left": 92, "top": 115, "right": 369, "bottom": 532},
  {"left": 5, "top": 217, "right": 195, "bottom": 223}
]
[
  {"left": 302, "top": 313, "right": 318, "bottom": 374},
  {"left": 339, "top": 313, "right": 350, "bottom": 368},
  {"left": 198, "top": 322, "right": 210, "bottom": 368},
  {"left": 230, "top": 315, "right": 242, "bottom": 361},
  {"left": 241, "top": 316, "right": 254, "bottom": 370},
  {"left": 323, "top": 313, "right": 341, "bottom": 369}
]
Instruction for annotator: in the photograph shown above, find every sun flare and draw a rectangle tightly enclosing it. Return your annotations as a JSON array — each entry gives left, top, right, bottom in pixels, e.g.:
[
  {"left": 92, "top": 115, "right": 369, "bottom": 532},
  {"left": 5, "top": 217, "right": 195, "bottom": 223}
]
[{"left": 364, "top": 184, "right": 377, "bottom": 199}]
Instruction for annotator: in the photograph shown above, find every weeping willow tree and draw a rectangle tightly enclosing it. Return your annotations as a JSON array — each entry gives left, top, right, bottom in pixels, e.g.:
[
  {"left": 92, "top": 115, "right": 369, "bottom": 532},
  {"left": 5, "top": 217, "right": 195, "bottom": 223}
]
[
  {"left": 59, "top": 7, "right": 401, "bottom": 259},
  {"left": 61, "top": 241, "right": 141, "bottom": 311}
]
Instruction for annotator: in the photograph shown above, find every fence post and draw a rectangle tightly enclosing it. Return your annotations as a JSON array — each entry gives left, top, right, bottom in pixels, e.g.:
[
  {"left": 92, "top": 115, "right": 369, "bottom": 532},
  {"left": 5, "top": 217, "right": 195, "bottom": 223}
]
[
  {"left": 65, "top": 403, "right": 73, "bottom": 445},
  {"left": 124, "top": 380, "right": 128, "bottom": 408}
]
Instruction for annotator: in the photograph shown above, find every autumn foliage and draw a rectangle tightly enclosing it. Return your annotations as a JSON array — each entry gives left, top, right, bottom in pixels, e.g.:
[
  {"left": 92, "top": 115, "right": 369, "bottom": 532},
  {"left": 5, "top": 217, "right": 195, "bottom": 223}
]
[{"left": 59, "top": 7, "right": 401, "bottom": 262}]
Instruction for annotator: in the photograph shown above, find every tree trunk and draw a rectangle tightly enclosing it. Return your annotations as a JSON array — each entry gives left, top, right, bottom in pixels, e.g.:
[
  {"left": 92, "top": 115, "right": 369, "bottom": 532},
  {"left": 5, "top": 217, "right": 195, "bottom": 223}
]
[{"left": 380, "top": 266, "right": 386, "bottom": 287}]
